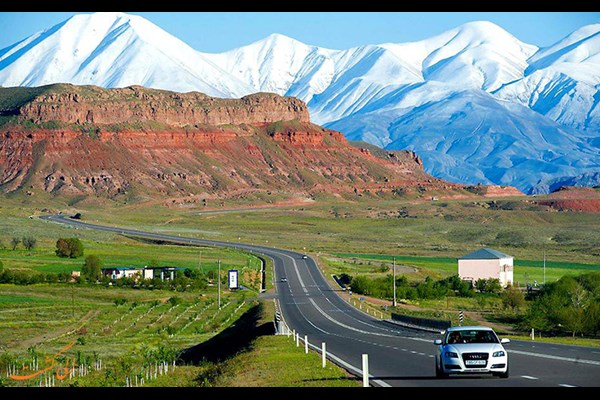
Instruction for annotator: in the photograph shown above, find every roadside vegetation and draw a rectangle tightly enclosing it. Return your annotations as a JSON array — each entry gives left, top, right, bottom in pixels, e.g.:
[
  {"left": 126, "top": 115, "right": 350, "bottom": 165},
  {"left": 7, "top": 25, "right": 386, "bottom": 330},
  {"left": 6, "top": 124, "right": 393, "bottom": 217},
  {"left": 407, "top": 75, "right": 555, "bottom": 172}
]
[{"left": 1, "top": 191, "right": 599, "bottom": 385}]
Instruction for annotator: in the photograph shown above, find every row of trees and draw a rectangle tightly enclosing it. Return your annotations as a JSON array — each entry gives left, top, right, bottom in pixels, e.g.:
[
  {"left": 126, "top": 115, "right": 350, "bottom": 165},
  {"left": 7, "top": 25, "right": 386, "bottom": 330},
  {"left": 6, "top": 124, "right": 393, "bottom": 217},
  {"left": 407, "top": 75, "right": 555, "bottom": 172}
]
[
  {"left": 522, "top": 272, "right": 600, "bottom": 337},
  {"left": 346, "top": 272, "right": 526, "bottom": 311},
  {"left": 2, "top": 236, "right": 37, "bottom": 251},
  {"left": 347, "top": 274, "right": 476, "bottom": 300}
]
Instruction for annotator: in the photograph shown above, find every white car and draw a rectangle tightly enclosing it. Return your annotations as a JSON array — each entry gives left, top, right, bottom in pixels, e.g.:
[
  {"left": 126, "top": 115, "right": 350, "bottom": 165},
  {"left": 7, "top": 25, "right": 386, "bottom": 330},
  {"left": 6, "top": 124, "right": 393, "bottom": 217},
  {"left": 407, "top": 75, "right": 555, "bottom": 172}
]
[{"left": 434, "top": 326, "right": 509, "bottom": 378}]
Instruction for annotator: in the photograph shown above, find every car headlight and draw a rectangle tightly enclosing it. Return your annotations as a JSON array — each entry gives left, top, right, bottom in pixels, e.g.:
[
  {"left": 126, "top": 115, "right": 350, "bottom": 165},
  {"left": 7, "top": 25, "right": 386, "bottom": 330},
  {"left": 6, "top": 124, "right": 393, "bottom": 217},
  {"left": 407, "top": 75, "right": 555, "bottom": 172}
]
[
  {"left": 444, "top": 352, "right": 459, "bottom": 358},
  {"left": 493, "top": 351, "right": 505, "bottom": 357}
]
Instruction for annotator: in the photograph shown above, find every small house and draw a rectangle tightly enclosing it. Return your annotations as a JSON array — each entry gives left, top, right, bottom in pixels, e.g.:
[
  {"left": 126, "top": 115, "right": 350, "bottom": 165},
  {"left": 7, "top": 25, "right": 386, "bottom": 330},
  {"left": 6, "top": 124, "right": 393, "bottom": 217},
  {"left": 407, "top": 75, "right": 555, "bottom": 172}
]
[
  {"left": 101, "top": 267, "right": 143, "bottom": 280},
  {"left": 458, "top": 248, "right": 514, "bottom": 287},
  {"left": 143, "top": 266, "right": 185, "bottom": 281}
]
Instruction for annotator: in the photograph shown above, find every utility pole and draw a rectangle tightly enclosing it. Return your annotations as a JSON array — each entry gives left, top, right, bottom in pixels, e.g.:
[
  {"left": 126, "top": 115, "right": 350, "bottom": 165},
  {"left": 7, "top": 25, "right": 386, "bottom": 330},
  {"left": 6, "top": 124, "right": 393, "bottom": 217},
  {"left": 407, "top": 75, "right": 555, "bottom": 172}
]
[
  {"left": 71, "top": 282, "right": 75, "bottom": 318},
  {"left": 543, "top": 249, "right": 546, "bottom": 285},
  {"left": 218, "top": 259, "right": 221, "bottom": 309},
  {"left": 392, "top": 257, "right": 397, "bottom": 307}
]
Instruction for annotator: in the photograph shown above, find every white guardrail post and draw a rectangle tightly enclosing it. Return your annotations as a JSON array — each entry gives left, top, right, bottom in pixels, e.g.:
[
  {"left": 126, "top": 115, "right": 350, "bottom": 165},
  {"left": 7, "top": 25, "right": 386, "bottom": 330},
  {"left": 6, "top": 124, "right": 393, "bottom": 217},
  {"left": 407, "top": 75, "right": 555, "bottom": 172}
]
[
  {"left": 322, "top": 342, "right": 326, "bottom": 368},
  {"left": 362, "top": 354, "right": 369, "bottom": 387},
  {"left": 305, "top": 335, "right": 309, "bottom": 354},
  {"left": 296, "top": 333, "right": 299, "bottom": 347}
]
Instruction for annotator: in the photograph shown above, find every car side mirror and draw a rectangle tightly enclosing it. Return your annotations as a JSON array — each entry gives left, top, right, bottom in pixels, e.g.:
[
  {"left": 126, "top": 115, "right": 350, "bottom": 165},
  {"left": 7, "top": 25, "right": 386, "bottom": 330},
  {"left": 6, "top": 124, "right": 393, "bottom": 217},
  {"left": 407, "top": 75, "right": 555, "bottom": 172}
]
[
  {"left": 433, "top": 339, "right": 442, "bottom": 345},
  {"left": 500, "top": 338, "right": 510, "bottom": 344}
]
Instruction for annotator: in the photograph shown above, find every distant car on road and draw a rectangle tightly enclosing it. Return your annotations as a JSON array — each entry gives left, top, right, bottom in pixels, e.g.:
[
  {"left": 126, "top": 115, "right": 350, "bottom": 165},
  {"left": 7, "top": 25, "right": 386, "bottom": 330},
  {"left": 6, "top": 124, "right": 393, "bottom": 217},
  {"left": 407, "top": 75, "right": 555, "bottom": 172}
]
[
  {"left": 280, "top": 277, "right": 287, "bottom": 282},
  {"left": 302, "top": 255, "right": 308, "bottom": 259},
  {"left": 433, "top": 326, "right": 509, "bottom": 379}
]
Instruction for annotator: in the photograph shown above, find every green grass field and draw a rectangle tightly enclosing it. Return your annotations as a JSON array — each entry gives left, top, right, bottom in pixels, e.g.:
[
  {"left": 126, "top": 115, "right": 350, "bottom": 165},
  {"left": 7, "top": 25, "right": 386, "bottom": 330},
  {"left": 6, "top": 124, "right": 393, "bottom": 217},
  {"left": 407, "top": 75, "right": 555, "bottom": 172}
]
[
  {"left": 2, "top": 192, "right": 600, "bottom": 384},
  {"left": 330, "top": 252, "right": 600, "bottom": 284}
]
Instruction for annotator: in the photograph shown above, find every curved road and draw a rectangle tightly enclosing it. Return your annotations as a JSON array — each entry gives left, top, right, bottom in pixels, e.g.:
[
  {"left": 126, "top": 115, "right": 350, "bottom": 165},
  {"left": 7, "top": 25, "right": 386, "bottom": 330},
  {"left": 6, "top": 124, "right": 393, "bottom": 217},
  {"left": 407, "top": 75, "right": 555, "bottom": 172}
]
[{"left": 41, "top": 215, "right": 600, "bottom": 387}]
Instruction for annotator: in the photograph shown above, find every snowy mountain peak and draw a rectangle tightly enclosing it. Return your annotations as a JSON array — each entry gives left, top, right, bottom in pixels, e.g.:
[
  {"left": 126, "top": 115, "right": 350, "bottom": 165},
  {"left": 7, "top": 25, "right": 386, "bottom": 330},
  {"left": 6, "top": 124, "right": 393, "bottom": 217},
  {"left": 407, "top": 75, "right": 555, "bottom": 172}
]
[{"left": 0, "top": 13, "right": 598, "bottom": 194}]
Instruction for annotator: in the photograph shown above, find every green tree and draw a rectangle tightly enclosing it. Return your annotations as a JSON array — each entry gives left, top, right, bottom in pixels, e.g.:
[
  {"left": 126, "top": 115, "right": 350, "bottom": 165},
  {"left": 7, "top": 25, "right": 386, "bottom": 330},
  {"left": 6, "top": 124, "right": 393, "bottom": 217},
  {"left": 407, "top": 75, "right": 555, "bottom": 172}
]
[
  {"left": 56, "top": 238, "right": 84, "bottom": 258},
  {"left": 22, "top": 236, "right": 37, "bottom": 251},
  {"left": 476, "top": 278, "right": 502, "bottom": 294},
  {"left": 82, "top": 255, "right": 102, "bottom": 282},
  {"left": 558, "top": 306, "right": 587, "bottom": 337},
  {"left": 501, "top": 285, "right": 525, "bottom": 311},
  {"left": 10, "top": 237, "right": 20, "bottom": 250}
]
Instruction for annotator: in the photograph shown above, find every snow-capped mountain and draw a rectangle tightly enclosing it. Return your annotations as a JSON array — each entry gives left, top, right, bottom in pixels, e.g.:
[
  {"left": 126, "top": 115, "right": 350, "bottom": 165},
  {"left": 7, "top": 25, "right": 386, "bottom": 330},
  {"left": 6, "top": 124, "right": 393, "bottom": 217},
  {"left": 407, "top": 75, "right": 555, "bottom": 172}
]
[
  {"left": 1, "top": 12, "right": 598, "bottom": 193},
  {"left": 0, "top": 12, "right": 252, "bottom": 97}
]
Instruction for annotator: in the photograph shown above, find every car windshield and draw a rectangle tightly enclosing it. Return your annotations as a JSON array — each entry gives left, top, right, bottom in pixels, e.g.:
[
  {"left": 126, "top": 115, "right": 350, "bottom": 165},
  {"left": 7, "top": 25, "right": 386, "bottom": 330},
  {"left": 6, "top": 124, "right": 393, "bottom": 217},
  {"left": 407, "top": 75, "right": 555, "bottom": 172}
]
[{"left": 445, "top": 330, "right": 499, "bottom": 344}]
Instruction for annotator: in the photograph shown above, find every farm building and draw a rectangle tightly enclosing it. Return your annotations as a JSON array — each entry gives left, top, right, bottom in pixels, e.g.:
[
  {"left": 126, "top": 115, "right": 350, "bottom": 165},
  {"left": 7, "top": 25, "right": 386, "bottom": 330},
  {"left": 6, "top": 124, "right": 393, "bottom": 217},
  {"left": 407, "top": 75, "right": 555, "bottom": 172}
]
[
  {"left": 101, "top": 266, "right": 185, "bottom": 281},
  {"left": 458, "top": 248, "right": 514, "bottom": 287},
  {"left": 101, "top": 267, "right": 143, "bottom": 280},
  {"left": 142, "top": 266, "right": 185, "bottom": 281}
]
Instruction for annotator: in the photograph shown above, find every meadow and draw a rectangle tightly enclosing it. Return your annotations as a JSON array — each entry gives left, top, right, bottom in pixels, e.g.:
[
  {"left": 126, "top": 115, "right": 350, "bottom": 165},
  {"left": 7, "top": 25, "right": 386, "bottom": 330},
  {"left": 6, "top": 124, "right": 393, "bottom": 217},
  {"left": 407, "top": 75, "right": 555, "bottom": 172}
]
[{"left": 1, "top": 191, "right": 600, "bottom": 384}]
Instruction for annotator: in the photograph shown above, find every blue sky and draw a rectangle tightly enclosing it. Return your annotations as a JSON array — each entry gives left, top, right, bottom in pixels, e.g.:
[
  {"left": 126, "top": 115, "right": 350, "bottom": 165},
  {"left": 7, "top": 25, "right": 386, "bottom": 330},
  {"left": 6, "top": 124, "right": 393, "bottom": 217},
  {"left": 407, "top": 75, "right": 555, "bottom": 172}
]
[{"left": 1, "top": 12, "right": 599, "bottom": 52}]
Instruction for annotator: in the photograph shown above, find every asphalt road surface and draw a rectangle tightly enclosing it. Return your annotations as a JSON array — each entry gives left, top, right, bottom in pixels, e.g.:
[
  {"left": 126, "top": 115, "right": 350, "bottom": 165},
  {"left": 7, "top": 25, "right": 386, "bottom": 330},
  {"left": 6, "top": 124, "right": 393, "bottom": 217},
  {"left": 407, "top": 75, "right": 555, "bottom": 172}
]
[{"left": 41, "top": 215, "right": 600, "bottom": 387}]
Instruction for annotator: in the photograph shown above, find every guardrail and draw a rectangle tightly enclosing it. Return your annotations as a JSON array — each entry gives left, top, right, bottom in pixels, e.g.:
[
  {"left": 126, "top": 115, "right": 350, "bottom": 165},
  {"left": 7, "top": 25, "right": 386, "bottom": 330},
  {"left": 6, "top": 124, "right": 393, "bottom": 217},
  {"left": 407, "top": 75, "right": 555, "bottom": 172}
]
[{"left": 389, "top": 312, "right": 450, "bottom": 333}]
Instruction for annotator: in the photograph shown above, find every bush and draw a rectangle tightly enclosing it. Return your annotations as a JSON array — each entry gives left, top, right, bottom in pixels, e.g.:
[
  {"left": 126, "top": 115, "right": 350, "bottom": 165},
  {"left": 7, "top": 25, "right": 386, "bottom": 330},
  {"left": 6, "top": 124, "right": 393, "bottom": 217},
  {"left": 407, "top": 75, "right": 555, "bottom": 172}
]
[
  {"left": 0, "top": 260, "right": 3, "bottom": 273},
  {"left": 168, "top": 296, "right": 181, "bottom": 307},
  {"left": 56, "top": 238, "right": 84, "bottom": 258},
  {"left": 10, "top": 237, "right": 20, "bottom": 250},
  {"left": 501, "top": 285, "right": 525, "bottom": 311},
  {"left": 114, "top": 298, "right": 128, "bottom": 306},
  {"left": 476, "top": 278, "right": 502, "bottom": 294}
]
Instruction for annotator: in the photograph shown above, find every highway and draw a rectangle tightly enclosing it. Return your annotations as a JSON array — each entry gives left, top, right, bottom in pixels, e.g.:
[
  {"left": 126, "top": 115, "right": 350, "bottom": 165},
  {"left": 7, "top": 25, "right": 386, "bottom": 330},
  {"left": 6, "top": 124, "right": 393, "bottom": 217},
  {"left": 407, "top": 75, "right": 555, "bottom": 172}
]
[{"left": 41, "top": 215, "right": 600, "bottom": 387}]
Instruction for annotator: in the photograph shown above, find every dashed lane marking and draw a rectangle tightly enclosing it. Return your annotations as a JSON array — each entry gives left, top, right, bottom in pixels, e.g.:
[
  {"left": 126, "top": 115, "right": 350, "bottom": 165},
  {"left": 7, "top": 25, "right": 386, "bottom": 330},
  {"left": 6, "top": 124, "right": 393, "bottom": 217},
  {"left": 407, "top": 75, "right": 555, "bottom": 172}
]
[
  {"left": 521, "top": 376, "right": 539, "bottom": 380},
  {"left": 558, "top": 384, "right": 576, "bottom": 387}
]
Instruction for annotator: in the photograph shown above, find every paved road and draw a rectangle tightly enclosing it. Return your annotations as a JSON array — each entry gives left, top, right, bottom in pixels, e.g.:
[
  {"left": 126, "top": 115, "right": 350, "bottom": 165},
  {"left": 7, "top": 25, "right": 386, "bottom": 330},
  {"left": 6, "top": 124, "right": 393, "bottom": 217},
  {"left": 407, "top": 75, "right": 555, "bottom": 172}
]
[{"left": 41, "top": 215, "right": 600, "bottom": 387}]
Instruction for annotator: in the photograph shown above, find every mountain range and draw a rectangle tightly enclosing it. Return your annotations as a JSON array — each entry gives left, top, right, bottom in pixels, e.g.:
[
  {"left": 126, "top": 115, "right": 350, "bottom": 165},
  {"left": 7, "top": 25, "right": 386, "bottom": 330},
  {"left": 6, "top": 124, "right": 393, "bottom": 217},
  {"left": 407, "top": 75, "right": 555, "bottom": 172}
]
[{"left": 1, "top": 12, "right": 598, "bottom": 193}]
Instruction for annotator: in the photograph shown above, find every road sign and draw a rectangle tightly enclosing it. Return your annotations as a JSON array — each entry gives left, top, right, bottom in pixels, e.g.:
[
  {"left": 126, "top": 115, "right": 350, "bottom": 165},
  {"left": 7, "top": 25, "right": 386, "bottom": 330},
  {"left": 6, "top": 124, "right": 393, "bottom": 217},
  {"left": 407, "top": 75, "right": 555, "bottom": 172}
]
[
  {"left": 459, "top": 310, "right": 464, "bottom": 326},
  {"left": 228, "top": 269, "right": 238, "bottom": 289}
]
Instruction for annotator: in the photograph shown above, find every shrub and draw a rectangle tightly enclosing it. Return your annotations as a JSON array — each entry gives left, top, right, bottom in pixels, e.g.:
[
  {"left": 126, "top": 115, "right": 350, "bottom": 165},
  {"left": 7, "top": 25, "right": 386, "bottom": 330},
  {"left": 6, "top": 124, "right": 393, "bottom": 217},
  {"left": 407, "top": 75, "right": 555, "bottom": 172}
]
[
  {"left": 501, "top": 285, "right": 525, "bottom": 311},
  {"left": 476, "top": 278, "right": 502, "bottom": 294},
  {"left": 114, "top": 298, "right": 128, "bottom": 306},
  {"left": 10, "top": 237, "right": 20, "bottom": 250},
  {"left": 168, "top": 296, "right": 181, "bottom": 307}
]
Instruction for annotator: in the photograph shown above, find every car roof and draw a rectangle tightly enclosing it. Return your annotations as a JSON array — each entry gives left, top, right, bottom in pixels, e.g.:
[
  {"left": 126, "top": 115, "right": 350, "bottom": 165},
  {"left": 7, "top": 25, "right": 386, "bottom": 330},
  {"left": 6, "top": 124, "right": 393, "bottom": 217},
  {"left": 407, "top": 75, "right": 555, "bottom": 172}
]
[{"left": 446, "top": 326, "right": 494, "bottom": 332}]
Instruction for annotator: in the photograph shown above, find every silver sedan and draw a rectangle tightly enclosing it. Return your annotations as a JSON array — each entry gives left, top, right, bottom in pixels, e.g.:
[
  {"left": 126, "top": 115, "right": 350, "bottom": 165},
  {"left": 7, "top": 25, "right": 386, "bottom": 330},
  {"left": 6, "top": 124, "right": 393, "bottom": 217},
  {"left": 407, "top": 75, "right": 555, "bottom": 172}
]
[{"left": 434, "top": 326, "right": 510, "bottom": 378}]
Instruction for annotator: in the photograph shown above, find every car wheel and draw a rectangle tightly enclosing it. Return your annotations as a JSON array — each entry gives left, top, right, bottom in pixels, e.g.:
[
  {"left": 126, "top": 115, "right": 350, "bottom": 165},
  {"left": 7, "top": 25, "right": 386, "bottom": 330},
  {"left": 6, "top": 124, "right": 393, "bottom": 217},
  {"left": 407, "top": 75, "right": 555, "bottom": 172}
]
[
  {"left": 494, "top": 365, "right": 509, "bottom": 379},
  {"left": 435, "top": 357, "right": 448, "bottom": 379}
]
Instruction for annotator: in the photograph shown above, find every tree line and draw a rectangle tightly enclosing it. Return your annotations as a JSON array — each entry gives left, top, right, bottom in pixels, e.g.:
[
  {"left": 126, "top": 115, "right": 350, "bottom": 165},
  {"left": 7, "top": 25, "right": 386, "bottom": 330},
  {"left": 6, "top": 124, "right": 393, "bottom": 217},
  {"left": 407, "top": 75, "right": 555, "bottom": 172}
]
[{"left": 521, "top": 272, "right": 600, "bottom": 337}]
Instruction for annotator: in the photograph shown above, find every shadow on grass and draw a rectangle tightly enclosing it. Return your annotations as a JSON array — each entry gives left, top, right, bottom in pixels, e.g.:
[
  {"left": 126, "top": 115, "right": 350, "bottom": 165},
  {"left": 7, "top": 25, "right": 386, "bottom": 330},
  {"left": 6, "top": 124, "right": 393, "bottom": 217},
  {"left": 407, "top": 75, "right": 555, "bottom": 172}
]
[
  {"left": 177, "top": 302, "right": 274, "bottom": 365},
  {"left": 301, "top": 377, "right": 360, "bottom": 383}
]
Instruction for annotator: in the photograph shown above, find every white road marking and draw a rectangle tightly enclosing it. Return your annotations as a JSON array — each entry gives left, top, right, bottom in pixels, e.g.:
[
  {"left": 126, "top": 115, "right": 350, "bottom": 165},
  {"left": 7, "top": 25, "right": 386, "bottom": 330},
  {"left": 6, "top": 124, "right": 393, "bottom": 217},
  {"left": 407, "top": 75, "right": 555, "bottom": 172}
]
[
  {"left": 418, "top": 352, "right": 426, "bottom": 356},
  {"left": 402, "top": 349, "right": 407, "bottom": 351},
  {"left": 411, "top": 351, "right": 417, "bottom": 354},
  {"left": 558, "top": 384, "right": 576, "bottom": 387},
  {"left": 510, "top": 349, "right": 600, "bottom": 366},
  {"left": 308, "top": 298, "right": 396, "bottom": 337},
  {"left": 428, "top": 355, "right": 434, "bottom": 358},
  {"left": 521, "top": 375, "right": 539, "bottom": 380}
]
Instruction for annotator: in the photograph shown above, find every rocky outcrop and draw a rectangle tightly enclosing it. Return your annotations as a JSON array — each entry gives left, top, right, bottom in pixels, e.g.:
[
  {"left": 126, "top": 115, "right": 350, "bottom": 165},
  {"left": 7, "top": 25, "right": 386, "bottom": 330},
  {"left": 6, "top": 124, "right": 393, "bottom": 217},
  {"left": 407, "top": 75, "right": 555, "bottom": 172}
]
[
  {"left": 0, "top": 84, "right": 519, "bottom": 202},
  {"left": 532, "top": 186, "right": 600, "bottom": 212},
  {"left": 7, "top": 84, "right": 309, "bottom": 127}
]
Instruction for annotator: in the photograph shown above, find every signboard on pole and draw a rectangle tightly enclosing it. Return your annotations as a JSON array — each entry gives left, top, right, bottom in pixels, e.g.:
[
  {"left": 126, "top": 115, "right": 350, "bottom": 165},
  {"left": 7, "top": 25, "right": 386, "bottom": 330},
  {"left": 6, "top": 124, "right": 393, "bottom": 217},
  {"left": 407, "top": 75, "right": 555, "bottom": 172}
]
[{"left": 228, "top": 269, "right": 238, "bottom": 290}]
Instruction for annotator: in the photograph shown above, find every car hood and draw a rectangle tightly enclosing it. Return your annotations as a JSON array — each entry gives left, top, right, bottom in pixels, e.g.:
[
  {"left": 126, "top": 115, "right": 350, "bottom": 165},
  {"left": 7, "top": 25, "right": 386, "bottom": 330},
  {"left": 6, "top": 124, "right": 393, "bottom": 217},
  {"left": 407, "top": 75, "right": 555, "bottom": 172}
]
[{"left": 445, "top": 343, "right": 505, "bottom": 354}]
